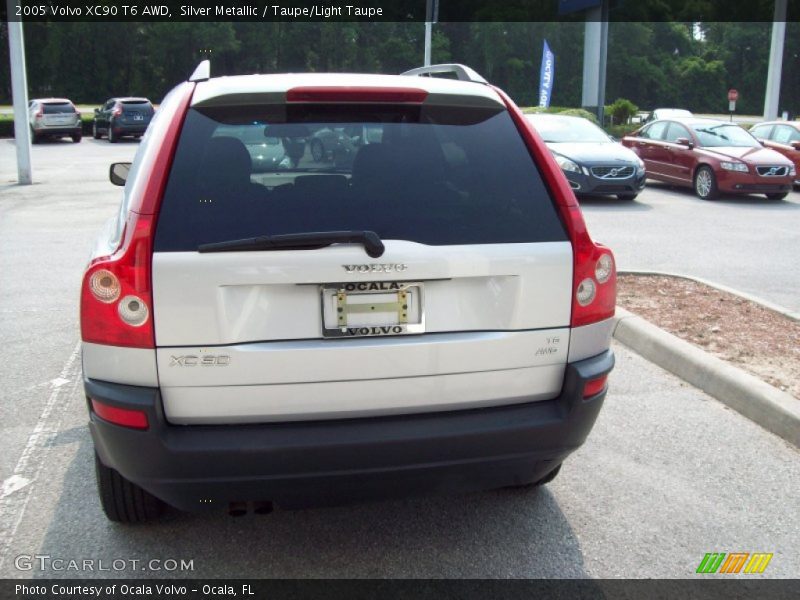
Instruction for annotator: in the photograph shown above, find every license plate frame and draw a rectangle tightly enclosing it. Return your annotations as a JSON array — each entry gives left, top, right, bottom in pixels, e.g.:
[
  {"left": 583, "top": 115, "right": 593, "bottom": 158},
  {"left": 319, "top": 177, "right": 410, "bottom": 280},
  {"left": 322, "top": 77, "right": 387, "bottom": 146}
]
[{"left": 320, "top": 281, "right": 425, "bottom": 338}]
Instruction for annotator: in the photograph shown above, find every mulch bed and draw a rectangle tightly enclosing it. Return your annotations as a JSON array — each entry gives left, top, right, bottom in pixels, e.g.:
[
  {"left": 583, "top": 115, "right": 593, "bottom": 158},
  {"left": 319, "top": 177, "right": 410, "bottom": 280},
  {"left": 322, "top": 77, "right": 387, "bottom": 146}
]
[{"left": 617, "top": 274, "right": 800, "bottom": 399}]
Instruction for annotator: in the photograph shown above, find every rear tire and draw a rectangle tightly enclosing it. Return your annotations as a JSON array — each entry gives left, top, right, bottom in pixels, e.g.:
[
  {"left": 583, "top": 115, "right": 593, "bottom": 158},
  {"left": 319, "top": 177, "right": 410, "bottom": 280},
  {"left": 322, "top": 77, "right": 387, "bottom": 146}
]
[
  {"left": 95, "top": 453, "right": 164, "bottom": 523},
  {"left": 694, "top": 166, "right": 719, "bottom": 200},
  {"left": 30, "top": 127, "right": 40, "bottom": 144},
  {"left": 92, "top": 122, "right": 101, "bottom": 139},
  {"left": 617, "top": 193, "right": 638, "bottom": 201},
  {"left": 71, "top": 133, "right": 82, "bottom": 143},
  {"left": 766, "top": 192, "right": 788, "bottom": 200},
  {"left": 108, "top": 128, "right": 117, "bottom": 143}
]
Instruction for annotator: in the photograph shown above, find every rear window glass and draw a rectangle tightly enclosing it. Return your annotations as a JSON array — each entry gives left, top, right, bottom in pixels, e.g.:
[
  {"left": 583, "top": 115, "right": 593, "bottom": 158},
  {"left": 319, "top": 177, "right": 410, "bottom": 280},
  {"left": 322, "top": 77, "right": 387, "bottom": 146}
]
[
  {"left": 43, "top": 103, "right": 74, "bottom": 114},
  {"left": 154, "top": 103, "right": 566, "bottom": 251}
]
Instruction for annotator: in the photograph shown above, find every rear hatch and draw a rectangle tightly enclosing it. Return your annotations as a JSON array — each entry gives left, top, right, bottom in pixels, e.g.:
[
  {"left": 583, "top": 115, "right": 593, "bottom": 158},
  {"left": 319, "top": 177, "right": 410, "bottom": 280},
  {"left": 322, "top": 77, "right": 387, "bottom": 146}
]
[
  {"left": 41, "top": 102, "right": 77, "bottom": 127},
  {"left": 120, "top": 100, "right": 153, "bottom": 125},
  {"left": 152, "top": 84, "right": 573, "bottom": 423}
]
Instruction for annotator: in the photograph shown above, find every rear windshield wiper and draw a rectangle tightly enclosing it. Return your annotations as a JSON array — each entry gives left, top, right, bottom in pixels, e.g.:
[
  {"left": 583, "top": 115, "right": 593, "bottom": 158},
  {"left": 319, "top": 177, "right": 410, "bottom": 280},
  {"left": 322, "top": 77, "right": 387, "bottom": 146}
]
[{"left": 198, "top": 230, "right": 385, "bottom": 258}]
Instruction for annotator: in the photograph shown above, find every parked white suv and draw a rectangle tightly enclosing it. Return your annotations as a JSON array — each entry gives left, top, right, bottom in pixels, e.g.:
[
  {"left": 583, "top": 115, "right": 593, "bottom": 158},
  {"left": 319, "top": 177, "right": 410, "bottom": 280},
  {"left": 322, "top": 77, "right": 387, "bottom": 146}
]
[{"left": 81, "top": 62, "right": 616, "bottom": 522}]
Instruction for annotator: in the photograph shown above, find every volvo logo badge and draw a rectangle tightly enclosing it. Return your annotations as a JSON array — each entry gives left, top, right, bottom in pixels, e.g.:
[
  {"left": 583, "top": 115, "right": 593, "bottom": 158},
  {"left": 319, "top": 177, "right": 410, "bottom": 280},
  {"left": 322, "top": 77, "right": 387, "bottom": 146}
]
[{"left": 343, "top": 264, "right": 409, "bottom": 274}]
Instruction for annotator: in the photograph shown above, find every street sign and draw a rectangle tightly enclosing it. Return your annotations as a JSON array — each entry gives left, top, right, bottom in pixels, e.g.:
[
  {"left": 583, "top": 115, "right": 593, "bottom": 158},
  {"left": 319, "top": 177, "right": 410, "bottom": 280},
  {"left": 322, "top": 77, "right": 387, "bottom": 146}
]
[
  {"left": 729, "top": 101, "right": 737, "bottom": 112},
  {"left": 728, "top": 89, "right": 739, "bottom": 102}
]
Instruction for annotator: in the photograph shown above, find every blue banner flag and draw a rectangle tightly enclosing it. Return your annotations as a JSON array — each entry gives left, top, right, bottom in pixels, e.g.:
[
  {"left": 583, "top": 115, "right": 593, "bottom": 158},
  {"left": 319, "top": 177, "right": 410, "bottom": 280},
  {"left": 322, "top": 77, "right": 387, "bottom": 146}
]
[{"left": 538, "top": 40, "right": 555, "bottom": 108}]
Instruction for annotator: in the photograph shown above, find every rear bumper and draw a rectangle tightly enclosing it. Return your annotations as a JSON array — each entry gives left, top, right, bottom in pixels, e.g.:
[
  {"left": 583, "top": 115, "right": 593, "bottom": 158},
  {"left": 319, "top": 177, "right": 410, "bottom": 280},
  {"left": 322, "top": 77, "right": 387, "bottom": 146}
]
[
  {"left": 87, "top": 350, "right": 614, "bottom": 511},
  {"left": 32, "top": 126, "right": 81, "bottom": 135},
  {"left": 112, "top": 122, "right": 149, "bottom": 135}
]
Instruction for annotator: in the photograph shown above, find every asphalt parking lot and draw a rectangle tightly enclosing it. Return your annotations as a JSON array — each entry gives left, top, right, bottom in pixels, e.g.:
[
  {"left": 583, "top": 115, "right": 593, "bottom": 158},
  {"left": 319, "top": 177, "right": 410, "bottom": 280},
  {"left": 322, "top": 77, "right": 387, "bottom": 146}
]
[{"left": 0, "top": 139, "right": 799, "bottom": 579}]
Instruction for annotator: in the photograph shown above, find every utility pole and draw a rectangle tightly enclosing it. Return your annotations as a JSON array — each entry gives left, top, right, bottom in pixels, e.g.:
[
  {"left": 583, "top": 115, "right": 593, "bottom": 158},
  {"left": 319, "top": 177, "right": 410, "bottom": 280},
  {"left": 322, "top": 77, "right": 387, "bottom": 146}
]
[
  {"left": 581, "top": 1, "right": 609, "bottom": 124},
  {"left": 763, "top": 0, "right": 787, "bottom": 120},
  {"left": 424, "top": 0, "right": 439, "bottom": 66},
  {"left": 6, "top": 0, "right": 33, "bottom": 184}
]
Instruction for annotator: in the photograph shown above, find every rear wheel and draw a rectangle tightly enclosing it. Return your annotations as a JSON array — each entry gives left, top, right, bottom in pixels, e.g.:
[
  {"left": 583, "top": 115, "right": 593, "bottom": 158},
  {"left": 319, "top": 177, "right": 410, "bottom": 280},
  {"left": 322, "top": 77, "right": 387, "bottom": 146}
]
[
  {"left": 30, "top": 127, "right": 40, "bottom": 144},
  {"left": 71, "top": 133, "right": 82, "bottom": 143},
  {"left": 617, "top": 193, "right": 638, "bottom": 201},
  {"left": 95, "top": 453, "right": 164, "bottom": 523},
  {"left": 694, "top": 166, "right": 718, "bottom": 200},
  {"left": 92, "top": 122, "right": 101, "bottom": 139},
  {"left": 108, "top": 127, "right": 117, "bottom": 143},
  {"left": 766, "top": 192, "right": 788, "bottom": 200}
]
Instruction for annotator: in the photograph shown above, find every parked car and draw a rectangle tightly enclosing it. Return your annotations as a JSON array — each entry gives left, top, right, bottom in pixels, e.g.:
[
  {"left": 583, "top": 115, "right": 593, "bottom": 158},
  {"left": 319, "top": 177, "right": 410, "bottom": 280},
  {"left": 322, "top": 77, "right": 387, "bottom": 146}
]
[
  {"left": 27, "top": 98, "right": 81, "bottom": 143},
  {"left": 309, "top": 125, "right": 381, "bottom": 167},
  {"left": 622, "top": 118, "right": 795, "bottom": 200},
  {"left": 82, "top": 61, "right": 616, "bottom": 522},
  {"left": 214, "top": 124, "right": 291, "bottom": 172},
  {"left": 526, "top": 113, "right": 646, "bottom": 201},
  {"left": 749, "top": 120, "right": 800, "bottom": 187},
  {"left": 644, "top": 108, "right": 692, "bottom": 123},
  {"left": 92, "top": 97, "right": 154, "bottom": 142}
]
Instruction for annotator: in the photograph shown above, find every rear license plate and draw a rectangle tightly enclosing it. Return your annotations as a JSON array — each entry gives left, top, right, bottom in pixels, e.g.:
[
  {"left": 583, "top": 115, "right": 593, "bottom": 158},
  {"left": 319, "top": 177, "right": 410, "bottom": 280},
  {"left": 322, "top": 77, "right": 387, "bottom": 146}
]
[
  {"left": 321, "top": 282, "right": 424, "bottom": 338},
  {"left": 133, "top": 114, "right": 144, "bottom": 121}
]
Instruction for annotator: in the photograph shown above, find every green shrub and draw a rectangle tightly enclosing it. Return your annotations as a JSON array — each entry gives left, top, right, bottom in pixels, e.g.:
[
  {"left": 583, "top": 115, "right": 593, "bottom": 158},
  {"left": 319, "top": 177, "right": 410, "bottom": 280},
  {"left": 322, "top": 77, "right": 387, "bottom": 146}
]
[
  {"left": 608, "top": 98, "right": 639, "bottom": 125},
  {"left": 521, "top": 106, "right": 598, "bottom": 123},
  {"left": 606, "top": 123, "right": 640, "bottom": 139}
]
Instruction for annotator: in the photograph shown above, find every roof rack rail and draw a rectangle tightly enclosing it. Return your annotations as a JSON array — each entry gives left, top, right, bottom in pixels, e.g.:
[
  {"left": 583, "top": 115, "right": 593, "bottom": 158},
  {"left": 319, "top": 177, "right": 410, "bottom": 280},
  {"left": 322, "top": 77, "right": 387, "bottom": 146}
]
[
  {"left": 401, "top": 64, "right": 487, "bottom": 84},
  {"left": 189, "top": 59, "right": 210, "bottom": 82}
]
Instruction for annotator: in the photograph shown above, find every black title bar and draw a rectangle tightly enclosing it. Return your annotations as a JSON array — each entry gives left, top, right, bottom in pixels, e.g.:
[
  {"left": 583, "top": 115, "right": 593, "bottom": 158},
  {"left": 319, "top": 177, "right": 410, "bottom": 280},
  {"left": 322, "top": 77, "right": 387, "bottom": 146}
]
[{"left": 3, "top": 0, "right": 799, "bottom": 22}]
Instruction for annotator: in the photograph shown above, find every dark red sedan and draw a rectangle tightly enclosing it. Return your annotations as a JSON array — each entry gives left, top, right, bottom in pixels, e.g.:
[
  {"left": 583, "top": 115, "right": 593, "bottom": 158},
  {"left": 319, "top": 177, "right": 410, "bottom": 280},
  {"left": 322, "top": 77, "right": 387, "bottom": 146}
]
[
  {"left": 622, "top": 118, "right": 795, "bottom": 200},
  {"left": 749, "top": 120, "right": 800, "bottom": 188}
]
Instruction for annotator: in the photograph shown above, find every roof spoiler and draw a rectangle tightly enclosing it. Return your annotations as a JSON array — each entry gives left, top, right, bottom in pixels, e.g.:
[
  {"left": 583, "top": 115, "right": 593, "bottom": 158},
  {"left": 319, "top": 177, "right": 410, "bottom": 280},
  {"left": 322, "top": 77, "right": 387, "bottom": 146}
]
[
  {"left": 189, "top": 60, "right": 210, "bottom": 82},
  {"left": 401, "top": 63, "right": 487, "bottom": 84}
]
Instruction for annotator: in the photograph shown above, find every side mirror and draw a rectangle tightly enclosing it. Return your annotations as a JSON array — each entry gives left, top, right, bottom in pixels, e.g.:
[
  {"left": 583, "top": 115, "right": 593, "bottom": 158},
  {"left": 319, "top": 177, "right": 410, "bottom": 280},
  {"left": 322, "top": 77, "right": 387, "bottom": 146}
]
[
  {"left": 109, "top": 162, "right": 131, "bottom": 186},
  {"left": 676, "top": 137, "right": 695, "bottom": 150},
  {"left": 94, "top": 108, "right": 100, "bottom": 114},
  {"left": 791, "top": 140, "right": 800, "bottom": 150}
]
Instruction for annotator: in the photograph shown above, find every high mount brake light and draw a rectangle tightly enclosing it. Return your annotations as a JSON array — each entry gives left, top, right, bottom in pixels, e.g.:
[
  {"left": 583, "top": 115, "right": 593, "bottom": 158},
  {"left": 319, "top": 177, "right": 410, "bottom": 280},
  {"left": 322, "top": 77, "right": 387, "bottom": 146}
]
[
  {"left": 493, "top": 86, "right": 616, "bottom": 328},
  {"left": 286, "top": 86, "right": 429, "bottom": 104}
]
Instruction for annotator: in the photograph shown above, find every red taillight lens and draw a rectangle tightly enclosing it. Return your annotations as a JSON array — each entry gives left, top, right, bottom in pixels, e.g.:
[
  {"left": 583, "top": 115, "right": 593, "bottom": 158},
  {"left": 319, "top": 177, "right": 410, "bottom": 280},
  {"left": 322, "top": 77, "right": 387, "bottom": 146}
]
[
  {"left": 112, "top": 105, "right": 122, "bottom": 117},
  {"left": 583, "top": 375, "right": 608, "bottom": 399},
  {"left": 91, "top": 399, "right": 149, "bottom": 430},
  {"left": 80, "top": 213, "right": 155, "bottom": 348},
  {"left": 492, "top": 86, "right": 616, "bottom": 328},
  {"left": 286, "top": 86, "right": 428, "bottom": 104}
]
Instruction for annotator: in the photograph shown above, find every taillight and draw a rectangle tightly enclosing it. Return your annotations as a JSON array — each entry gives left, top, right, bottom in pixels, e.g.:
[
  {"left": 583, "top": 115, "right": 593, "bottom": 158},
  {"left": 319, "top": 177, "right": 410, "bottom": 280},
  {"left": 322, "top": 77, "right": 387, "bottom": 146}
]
[
  {"left": 80, "top": 82, "right": 195, "bottom": 348},
  {"left": 112, "top": 105, "right": 122, "bottom": 117},
  {"left": 80, "top": 213, "right": 155, "bottom": 348},
  {"left": 91, "top": 398, "right": 149, "bottom": 430},
  {"left": 286, "top": 86, "right": 428, "bottom": 104},
  {"left": 492, "top": 86, "right": 616, "bottom": 328}
]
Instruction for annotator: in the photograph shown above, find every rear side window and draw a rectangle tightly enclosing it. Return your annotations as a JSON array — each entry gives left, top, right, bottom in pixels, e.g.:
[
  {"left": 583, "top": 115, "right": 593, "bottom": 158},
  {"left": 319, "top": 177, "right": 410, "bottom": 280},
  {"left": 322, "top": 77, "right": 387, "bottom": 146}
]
[
  {"left": 43, "top": 103, "right": 74, "bottom": 114},
  {"left": 154, "top": 102, "right": 567, "bottom": 251}
]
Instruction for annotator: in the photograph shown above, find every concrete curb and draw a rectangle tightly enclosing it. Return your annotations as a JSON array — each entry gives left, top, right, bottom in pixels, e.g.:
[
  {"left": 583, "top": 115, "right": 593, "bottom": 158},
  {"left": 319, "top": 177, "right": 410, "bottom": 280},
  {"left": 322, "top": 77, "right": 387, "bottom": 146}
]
[
  {"left": 613, "top": 307, "right": 800, "bottom": 449},
  {"left": 619, "top": 269, "right": 800, "bottom": 322}
]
